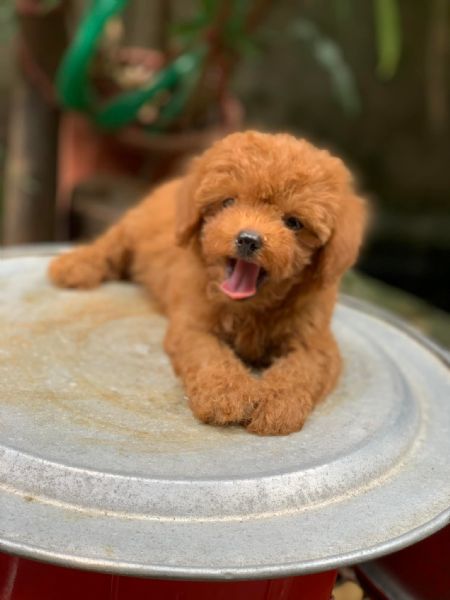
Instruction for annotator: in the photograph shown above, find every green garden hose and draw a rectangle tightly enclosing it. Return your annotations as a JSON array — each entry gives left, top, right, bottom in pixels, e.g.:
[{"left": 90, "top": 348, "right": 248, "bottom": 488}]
[{"left": 56, "top": 0, "right": 205, "bottom": 131}]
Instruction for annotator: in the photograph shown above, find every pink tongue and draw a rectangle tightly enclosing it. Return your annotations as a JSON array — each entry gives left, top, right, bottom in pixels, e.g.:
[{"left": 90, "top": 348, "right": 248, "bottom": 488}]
[{"left": 220, "top": 259, "right": 261, "bottom": 300}]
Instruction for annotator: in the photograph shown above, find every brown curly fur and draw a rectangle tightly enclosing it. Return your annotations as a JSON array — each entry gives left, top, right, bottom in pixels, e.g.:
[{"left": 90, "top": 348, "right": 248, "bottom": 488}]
[{"left": 49, "top": 131, "right": 366, "bottom": 435}]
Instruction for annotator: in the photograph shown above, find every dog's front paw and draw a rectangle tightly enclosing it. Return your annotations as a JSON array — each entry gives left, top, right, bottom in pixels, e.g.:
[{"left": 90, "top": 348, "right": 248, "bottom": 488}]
[
  {"left": 49, "top": 248, "right": 106, "bottom": 289},
  {"left": 246, "top": 386, "right": 312, "bottom": 436},
  {"left": 187, "top": 370, "right": 258, "bottom": 426}
]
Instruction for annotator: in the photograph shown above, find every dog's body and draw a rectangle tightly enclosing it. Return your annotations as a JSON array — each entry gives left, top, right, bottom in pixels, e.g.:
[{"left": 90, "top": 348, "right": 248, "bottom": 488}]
[{"left": 50, "top": 131, "right": 366, "bottom": 435}]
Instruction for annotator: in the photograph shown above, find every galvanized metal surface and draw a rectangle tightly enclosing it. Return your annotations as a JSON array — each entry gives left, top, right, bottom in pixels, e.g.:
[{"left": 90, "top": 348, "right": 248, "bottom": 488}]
[{"left": 0, "top": 255, "right": 449, "bottom": 579}]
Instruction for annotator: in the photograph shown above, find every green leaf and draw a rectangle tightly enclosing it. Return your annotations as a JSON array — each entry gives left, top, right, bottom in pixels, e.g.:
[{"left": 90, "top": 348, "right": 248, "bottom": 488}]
[
  {"left": 374, "top": 0, "right": 402, "bottom": 80},
  {"left": 289, "top": 19, "right": 361, "bottom": 116}
]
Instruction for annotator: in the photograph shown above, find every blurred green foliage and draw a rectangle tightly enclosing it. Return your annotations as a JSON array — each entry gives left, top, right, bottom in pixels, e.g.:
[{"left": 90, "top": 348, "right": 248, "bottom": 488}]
[
  {"left": 289, "top": 18, "right": 361, "bottom": 116},
  {"left": 0, "top": 1, "right": 14, "bottom": 42},
  {"left": 171, "top": 0, "right": 259, "bottom": 56},
  {"left": 285, "top": 0, "right": 402, "bottom": 116},
  {"left": 373, "top": 0, "right": 402, "bottom": 80},
  {"left": 0, "top": 0, "right": 405, "bottom": 117}
]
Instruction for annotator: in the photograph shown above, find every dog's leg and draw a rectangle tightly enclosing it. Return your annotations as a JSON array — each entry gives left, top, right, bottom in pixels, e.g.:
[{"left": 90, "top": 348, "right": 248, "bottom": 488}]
[
  {"left": 49, "top": 223, "right": 131, "bottom": 289},
  {"left": 247, "top": 333, "right": 341, "bottom": 435},
  {"left": 165, "top": 319, "right": 260, "bottom": 426},
  {"left": 49, "top": 180, "right": 178, "bottom": 290}
]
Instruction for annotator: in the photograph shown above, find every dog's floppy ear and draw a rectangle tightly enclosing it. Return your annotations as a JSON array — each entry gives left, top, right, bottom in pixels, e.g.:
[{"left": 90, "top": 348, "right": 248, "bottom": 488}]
[
  {"left": 315, "top": 193, "right": 367, "bottom": 286},
  {"left": 175, "top": 160, "right": 201, "bottom": 246}
]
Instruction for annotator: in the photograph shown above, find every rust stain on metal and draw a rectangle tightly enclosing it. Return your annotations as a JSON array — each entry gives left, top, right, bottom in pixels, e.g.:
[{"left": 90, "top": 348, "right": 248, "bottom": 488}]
[{"left": 0, "top": 276, "right": 244, "bottom": 454}]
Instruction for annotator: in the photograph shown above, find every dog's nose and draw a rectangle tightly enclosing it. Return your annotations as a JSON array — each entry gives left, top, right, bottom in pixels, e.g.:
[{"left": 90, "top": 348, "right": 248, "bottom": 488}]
[{"left": 235, "top": 230, "right": 263, "bottom": 257}]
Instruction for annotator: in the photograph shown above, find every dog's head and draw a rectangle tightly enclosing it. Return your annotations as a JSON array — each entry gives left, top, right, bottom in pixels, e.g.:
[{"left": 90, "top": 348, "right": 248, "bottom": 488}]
[{"left": 176, "top": 131, "right": 366, "bottom": 303}]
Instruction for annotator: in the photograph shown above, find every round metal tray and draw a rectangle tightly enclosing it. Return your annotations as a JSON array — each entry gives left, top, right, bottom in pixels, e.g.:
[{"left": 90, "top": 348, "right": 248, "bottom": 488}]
[{"left": 0, "top": 255, "right": 449, "bottom": 579}]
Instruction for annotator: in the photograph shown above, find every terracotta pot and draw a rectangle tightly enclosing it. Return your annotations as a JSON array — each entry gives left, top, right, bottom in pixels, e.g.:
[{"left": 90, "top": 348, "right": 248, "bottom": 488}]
[{"left": 58, "top": 95, "right": 243, "bottom": 205}]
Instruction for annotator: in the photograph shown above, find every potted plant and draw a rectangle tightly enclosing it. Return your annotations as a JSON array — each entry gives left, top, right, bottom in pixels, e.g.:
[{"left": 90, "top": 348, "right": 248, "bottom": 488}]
[{"left": 56, "top": 0, "right": 270, "bottom": 236}]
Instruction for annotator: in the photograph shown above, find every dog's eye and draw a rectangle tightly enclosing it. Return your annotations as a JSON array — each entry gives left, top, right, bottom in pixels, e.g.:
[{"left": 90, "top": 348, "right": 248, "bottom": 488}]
[
  {"left": 283, "top": 215, "right": 303, "bottom": 231},
  {"left": 222, "top": 197, "right": 235, "bottom": 208}
]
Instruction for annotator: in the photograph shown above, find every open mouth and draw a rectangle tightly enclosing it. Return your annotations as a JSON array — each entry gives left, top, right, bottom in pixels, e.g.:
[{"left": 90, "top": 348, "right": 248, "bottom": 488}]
[{"left": 220, "top": 258, "right": 267, "bottom": 300}]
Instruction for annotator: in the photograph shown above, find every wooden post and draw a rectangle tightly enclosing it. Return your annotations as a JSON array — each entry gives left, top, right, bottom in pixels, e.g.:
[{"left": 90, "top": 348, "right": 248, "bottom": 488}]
[
  {"left": 3, "top": 76, "right": 59, "bottom": 245},
  {"left": 2, "top": 1, "right": 68, "bottom": 245}
]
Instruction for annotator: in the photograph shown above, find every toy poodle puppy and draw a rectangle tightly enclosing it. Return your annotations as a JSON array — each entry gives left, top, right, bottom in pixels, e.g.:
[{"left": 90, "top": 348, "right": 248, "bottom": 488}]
[{"left": 49, "top": 131, "right": 366, "bottom": 435}]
